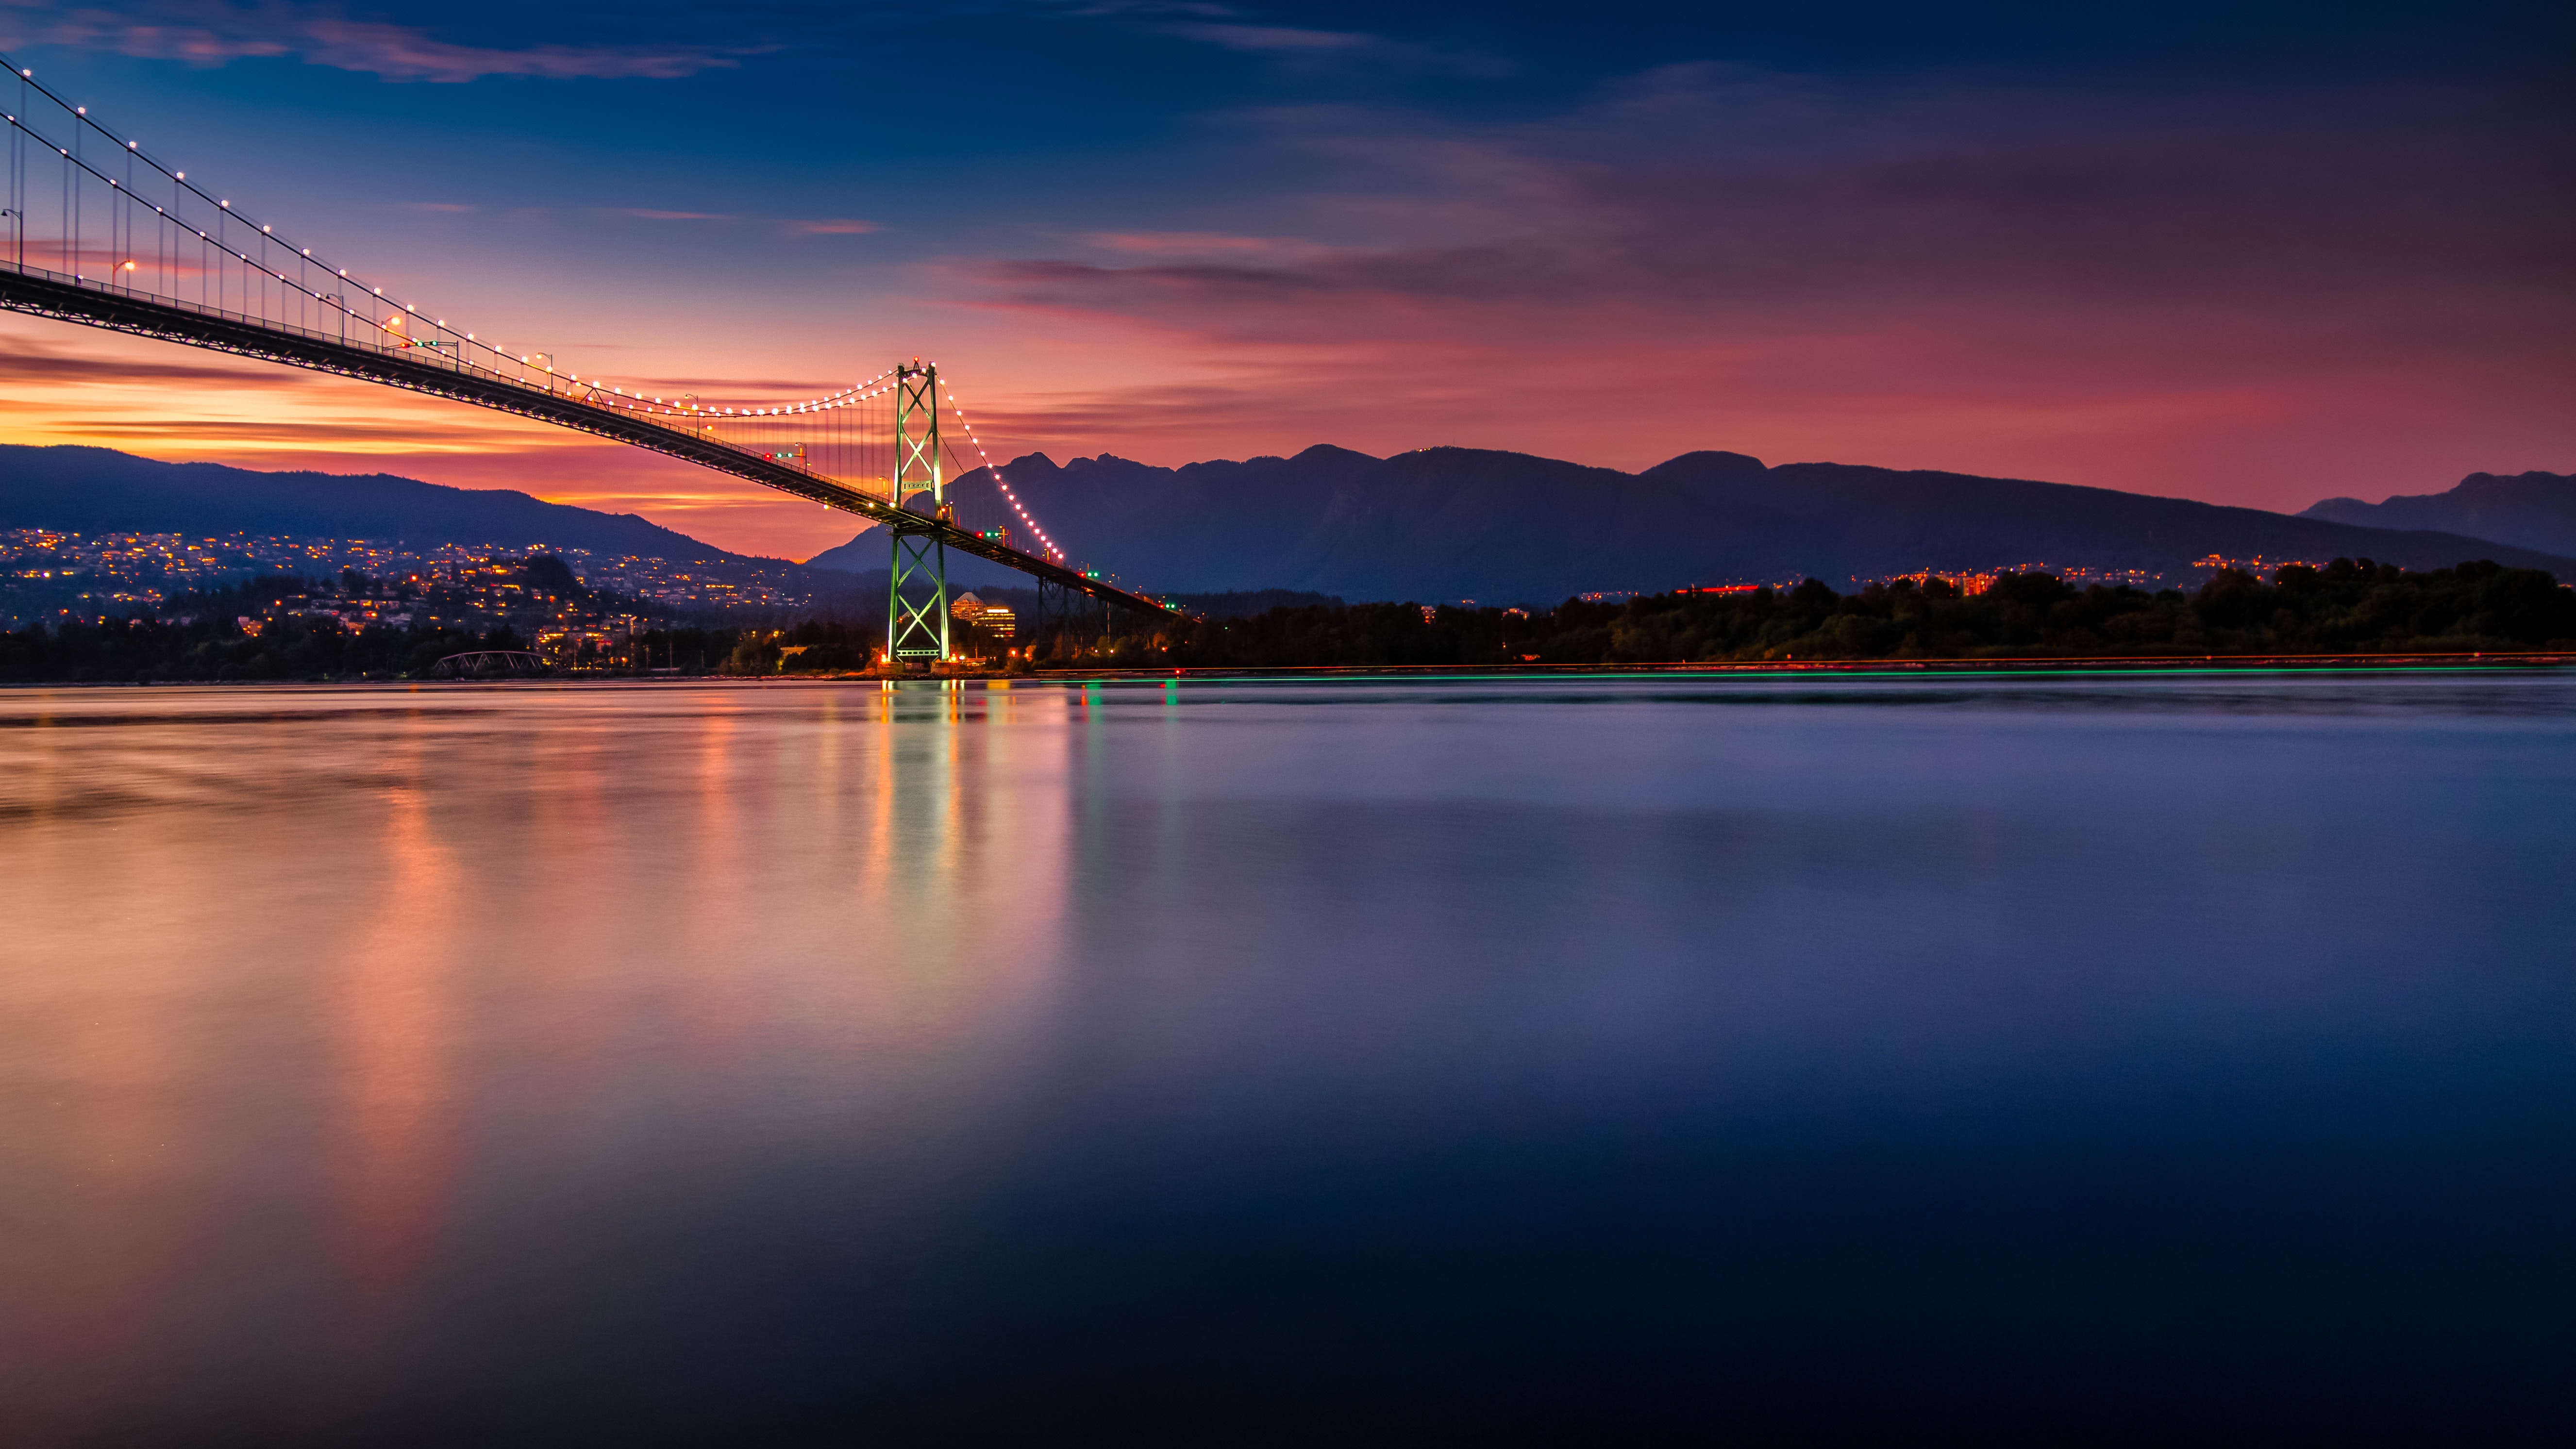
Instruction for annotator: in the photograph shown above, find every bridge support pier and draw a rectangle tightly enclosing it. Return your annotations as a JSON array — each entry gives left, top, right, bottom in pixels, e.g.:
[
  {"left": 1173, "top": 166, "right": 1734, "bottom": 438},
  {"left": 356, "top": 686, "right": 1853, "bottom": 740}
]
[
  {"left": 887, "top": 525, "right": 950, "bottom": 667},
  {"left": 885, "top": 361, "right": 949, "bottom": 667}
]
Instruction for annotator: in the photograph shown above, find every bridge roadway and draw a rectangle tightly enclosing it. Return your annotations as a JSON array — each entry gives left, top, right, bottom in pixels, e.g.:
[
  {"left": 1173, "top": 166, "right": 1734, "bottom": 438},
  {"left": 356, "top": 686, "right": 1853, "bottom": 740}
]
[{"left": 0, "top": 260, "right": 1176, "bottom": 619}]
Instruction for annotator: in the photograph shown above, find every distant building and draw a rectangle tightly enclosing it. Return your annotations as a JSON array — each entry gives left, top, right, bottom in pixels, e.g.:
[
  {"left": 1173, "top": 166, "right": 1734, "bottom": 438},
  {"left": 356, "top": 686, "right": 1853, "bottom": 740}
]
[{"left": 949, "top": 592, "right": 1014, "bottom": 639}]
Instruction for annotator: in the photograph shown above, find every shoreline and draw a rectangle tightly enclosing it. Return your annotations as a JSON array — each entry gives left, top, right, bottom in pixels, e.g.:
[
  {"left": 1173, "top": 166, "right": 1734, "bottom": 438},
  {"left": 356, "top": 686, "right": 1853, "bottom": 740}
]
[
  {"left": 4, "top": 651, "right": 2572, "bottom": 688},
  {"left": 1025, "top": 650, "right": 2576, "bottom": 681}
]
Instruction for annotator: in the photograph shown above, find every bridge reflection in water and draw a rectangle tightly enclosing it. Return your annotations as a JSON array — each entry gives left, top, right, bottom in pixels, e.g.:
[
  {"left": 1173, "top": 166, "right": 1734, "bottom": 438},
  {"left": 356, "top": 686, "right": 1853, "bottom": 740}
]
[{"left": 0, "top": 682, "right": 1086, "bottom": 1437}]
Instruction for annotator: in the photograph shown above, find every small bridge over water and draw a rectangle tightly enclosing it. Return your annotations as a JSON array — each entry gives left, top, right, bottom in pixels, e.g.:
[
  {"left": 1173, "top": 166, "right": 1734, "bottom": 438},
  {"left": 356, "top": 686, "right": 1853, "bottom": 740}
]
[{"left": 0, "top": 58, "right": 1176, "bottom": 664}]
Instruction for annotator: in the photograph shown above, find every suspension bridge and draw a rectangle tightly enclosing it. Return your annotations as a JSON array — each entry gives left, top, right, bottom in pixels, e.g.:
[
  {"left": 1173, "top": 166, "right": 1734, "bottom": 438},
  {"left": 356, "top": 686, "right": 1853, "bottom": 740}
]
[{"left": 0, "top": 59, "right": 1177, "bottom": 665}]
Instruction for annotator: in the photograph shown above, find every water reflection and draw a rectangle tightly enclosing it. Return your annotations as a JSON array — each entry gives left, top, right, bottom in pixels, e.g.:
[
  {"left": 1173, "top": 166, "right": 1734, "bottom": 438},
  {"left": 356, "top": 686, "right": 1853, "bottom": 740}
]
[
  {"left": 331, "top": 771, "right": 462, "bottom": 1314},
  {"left": 0, "top": 675, "right": 2569, "bottom": 1442}
]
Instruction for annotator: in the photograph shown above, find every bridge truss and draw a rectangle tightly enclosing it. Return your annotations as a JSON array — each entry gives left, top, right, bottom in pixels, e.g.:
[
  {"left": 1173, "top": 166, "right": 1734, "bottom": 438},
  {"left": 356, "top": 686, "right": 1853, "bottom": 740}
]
[{"left": 0, "top": 58, "right": 1177, "bottom": 663}]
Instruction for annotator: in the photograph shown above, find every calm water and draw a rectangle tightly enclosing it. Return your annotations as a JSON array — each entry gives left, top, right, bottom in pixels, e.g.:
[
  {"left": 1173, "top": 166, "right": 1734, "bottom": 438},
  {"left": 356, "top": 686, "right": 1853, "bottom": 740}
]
[{"left": 2, "top": 673, "right": 2571, "bottom": 1442}]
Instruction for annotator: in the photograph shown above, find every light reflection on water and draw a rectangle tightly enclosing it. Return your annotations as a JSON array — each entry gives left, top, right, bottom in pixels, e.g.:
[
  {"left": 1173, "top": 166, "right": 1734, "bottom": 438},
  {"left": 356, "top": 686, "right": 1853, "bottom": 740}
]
[{"left": 0, "top": 674, "right": 2571, "bottom": 1443}]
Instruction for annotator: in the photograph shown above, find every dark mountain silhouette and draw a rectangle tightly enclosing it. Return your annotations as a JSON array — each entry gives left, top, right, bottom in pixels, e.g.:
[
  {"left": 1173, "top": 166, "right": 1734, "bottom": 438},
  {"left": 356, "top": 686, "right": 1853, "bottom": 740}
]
[
  {"left": 807, "top": 446, "right": 2576, "bottom": 604},
  {"left": 17, "top": 442, "right": 2566, "bottom": 608},
  {"left": 0, "top": 444, "right": 740, "bottom": 559},
  {"left": 803, "top": 529, "right": 1036, "bottom": 589},
  {"left": 802, "top": 533, "right": 882, "bottom": 572},
  {"left": 2300, "top": 471, "right": 2576, "bottom": 557}
]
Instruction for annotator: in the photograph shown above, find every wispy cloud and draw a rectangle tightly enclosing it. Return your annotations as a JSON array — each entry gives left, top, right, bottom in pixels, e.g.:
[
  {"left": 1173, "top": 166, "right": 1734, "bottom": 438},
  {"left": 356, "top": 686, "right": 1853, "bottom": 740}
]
[
  {"left": 922, "top": 63, "right": 2575, "bottom": 504},
  {"left": 586, "top": 210, "right": 879, "bottom": 235},
  {"left": 1082, "top": 230, "right": 1328, "bottom": 262},
  {"left": 1, "top": 3, "right": 757, "bottom": 83},
  {"left": 1166, "top": 22, "right": 1372, "bottom": 53},
  {"left": 969, "top": 65, "right": 2576, "bottom": 331},
  {"left": 0, "top": 340, "right": 317, "bottom": 387},
  {"left": 52, "top": 418, "right": 544, "bottom": 446},
  {"left": 1162, "top": 17, "right": 1509, "bottom": 76},
  {"left": 1016, "top": 1, "right": 1509, "bottom": 76},
  {"left": 780, "top": 218, "right": 882, "bottom": 237}
]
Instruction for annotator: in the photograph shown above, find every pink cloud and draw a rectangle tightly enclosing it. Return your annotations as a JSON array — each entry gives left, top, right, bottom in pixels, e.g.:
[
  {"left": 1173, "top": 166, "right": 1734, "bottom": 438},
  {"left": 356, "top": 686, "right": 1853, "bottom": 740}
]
[
  {"left": 912, "top": 70, "right": 2574, "bottom": 513},
  {"left": 1082, "top": 231, "right": 1331, "bottom": 263},
  {"left": 0, "top": 337, "right": 321, "bottom": 388},
  {"left": 780, "top": 218, "right": 882, "bottom": 238}
]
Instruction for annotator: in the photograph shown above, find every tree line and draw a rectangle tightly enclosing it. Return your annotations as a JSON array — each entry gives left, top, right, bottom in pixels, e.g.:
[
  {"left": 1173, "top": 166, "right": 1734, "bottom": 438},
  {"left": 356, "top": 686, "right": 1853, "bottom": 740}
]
[
  {"left": 1089, "top": 558, "right": 2576, "bottom": 669},
  {"left": 1, "top": 557, "right": 2569, "bottom": 682}
]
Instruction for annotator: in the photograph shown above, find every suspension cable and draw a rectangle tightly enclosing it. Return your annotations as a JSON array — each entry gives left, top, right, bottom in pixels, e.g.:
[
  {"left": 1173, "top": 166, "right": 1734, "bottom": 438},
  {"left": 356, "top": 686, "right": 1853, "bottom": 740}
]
[{"left": 937, "top": 375, "right": 1065, "bottom": 562}]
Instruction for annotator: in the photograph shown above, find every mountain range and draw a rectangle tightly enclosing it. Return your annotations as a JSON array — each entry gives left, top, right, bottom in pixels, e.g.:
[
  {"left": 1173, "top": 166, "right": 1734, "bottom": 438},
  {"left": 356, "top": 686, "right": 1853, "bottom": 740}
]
[
  {"left": 811, "top": 448, "right": 2576, "bottom": 604},
  {"left": 2300, "top": 471, "right": 2576, "bottom": 558},
  {"left": 0, "top": 445, "right": 732, "bottom": 561},
  {"left": 6, "top": 442, "right": 2569, "bottom": 607}
]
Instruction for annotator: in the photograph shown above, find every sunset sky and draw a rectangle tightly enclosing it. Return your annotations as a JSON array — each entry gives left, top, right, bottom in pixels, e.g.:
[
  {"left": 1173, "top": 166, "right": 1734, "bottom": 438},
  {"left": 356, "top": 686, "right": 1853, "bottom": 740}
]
[{"left": 2, "top": 0, "right": 2569, "bottom": 561}]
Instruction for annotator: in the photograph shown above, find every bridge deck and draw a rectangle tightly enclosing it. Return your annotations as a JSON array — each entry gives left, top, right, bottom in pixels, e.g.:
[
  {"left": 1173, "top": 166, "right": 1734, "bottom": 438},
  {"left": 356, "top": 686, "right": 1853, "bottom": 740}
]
[{"left": 0, "top": 262, "right": 1173, "bottom": 618}]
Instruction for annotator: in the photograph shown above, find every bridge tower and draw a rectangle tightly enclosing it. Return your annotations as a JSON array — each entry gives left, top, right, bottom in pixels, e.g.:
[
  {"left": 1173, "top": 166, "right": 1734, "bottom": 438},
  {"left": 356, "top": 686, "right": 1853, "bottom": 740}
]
[{"left": 886, "top": 360, "right": 950, "bottom": 666}]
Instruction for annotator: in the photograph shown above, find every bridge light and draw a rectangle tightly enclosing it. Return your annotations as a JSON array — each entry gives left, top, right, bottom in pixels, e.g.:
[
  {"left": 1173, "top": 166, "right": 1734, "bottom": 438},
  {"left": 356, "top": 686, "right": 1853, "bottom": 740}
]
[
  {"left": 261, "top": 224, "right": 269, "bottom": 233},
  {"left": 174, "top": 171, "right": 183, "bottom": 179}
]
